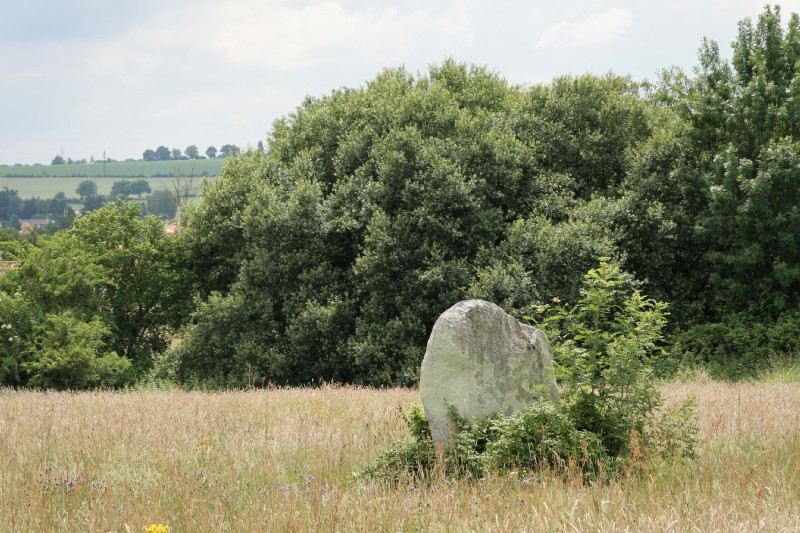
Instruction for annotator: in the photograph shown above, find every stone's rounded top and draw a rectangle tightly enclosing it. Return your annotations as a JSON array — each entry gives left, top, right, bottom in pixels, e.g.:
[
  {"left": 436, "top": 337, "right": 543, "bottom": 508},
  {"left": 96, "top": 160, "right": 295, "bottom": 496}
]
[
  {"left": 419, "top": 299, "right": 558, "bottom": 444},
  {"left": 433, "top": 299, "right": 508, "bottom": 324}
]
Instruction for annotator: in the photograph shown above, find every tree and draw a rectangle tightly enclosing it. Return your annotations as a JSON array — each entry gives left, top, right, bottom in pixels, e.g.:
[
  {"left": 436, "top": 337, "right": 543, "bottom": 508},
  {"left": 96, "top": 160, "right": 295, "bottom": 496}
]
[
  {"left": 219, "top": 144, "right": 240, "bottom": 158},
  {"left": 127, "top": 179, "right": 151, "bottom": 198},
  {"left": 185, "top": 145, "right": 199, "bottom": 159},
  {"left": 0, "top": 188, "right": 21, "bottom": 224},
  {"left": 539, "top": 260, "right": 671, "bottom": 457},
  {"left": 0, "top": 290, "right": 34, "bottom": 386},
  {"left": 206, "top": 146, "right": 217, "bottom": 159},
  {"left": 171, "top": 148, "right": 183, "bottom": 160},
  {"left": 177, "top": 61, "right": 658, "bottom": 387},
  {"left": 669, "top": 6, "right": 800, "bottom": 319},
  {"left": 0, "top": 201, "right": 193, "bottom": 385},
  {"left": 147, "top": 190, "right": 177, "bottom": 220},
  {"left": 76, "top": 180, "right": 98, "bottom": 201},
  {"left": 22, "top": 313, "right": 131, "bottom": 390},
  {"left": 48, "top": 192, "right": 68, "bottom": 217},
  {"left": 51, "top": 155, "right": 65, "bottom": 165},
  {"left": 167, "top": 174, "right": 195, "bottom": 216},
  {"left": 82, "top": 194, "right": 106, "bottom": 212},
  {"left": 20, "top": 199, "right": 38, "bottom": 219},
  {"left": 155, "top": 146, "right": 171, "bottom": 161},
  {"left": 110, "top": 180, "right": 131, "bottom": 198},
  {"left": 143, "top": 149, "right": 156, "bottom": 161}
]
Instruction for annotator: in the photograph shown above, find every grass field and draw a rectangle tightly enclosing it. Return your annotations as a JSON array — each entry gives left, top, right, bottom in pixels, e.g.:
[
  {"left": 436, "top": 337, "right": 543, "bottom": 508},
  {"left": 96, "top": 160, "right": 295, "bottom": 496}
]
[
  {"left": 0, "top": 176, "right": 213, "bottom": 200},
  {"left": 0, "top": 159, "right": 225, "bottom": 179},
  {"left": 2, "top": 380, "right": 799, "bottom": 532}
]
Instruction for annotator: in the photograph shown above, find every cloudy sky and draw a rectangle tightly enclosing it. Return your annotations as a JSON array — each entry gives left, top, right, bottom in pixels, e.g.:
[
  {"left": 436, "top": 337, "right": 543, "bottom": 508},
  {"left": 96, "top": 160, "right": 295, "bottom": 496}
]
[{"left": 2, "top": 0, "right": 798, "bottom": 164}]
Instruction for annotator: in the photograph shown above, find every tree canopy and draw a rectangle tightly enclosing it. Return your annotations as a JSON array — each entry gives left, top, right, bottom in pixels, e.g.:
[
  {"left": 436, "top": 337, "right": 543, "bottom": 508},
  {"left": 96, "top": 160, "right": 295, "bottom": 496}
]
[
  {"left": 5, "top": 6, "right": 800, "bottom": 389},
  {"left": 111, "top": 179, "right": 151, "bottom": 198},
  {"left": 176, "top": 61, "right": 657, "bottom": 386},
  {"left": 173, "top": 7, "right": 800, "bottom": 386},
  {"left": 76, "top": 180, "right": 97, "bottom": 200},
  {"left": 0, "top": 201, "right": 190, "bottom": 388}
]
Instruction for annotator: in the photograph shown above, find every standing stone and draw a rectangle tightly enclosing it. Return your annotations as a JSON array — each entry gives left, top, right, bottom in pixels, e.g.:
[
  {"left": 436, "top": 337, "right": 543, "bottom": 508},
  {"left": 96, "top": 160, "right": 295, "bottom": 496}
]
[{"left": 420, "top": 299, "right": 559, "bottom": 444}]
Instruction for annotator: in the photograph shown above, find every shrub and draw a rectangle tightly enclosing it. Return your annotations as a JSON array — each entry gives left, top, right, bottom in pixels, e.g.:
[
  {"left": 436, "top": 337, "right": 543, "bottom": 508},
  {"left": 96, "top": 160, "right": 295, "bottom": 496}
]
[
  {"left": 359, "top": 403, "right": 606, "bottom": 482},
  {"left": 357, "top": 406, "right": 436, "bottom": 481},
  {"left": 667, "top": 307, "right": 800, "bottom": 380},
  {"left": 481, "top": 402, "right": 605, "bottom": 474},
  {"left": 360, "top": 259, "right": 697, "bottom": 483},
  {"left": 22, "top": 313, "right": 132, "bottom": 390},
  {"left": 538, "top": 259, "right": 678, "bottom": 460}
]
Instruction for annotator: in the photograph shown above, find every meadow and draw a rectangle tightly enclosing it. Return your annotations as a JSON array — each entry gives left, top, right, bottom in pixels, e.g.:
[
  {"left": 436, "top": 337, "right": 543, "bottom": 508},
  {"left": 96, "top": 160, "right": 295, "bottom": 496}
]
[
  {"left": 2, "top": 379, "right": 799, "bottom": 532},
  {"left": 0, "top": 159, "right": 224, "bottom": 179},
  {"left": 0, "top": 176, "right": 212, "bottom": 200}
]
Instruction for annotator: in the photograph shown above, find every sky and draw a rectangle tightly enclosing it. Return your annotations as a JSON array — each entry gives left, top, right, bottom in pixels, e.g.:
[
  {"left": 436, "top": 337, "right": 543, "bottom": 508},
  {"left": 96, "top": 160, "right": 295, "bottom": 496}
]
[{"left": 2, "top": 0, "right": 799, "bottom": 165}]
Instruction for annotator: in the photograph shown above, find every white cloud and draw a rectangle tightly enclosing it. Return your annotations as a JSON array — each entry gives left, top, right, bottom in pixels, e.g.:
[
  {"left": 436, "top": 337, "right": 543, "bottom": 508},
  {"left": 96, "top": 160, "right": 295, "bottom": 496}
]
[
  {"left": 184, "top": 0, "right": 474, "bottom": 69},
  {"left": 536, "top": 7, "right": 634, "bottom": 49},
  {"left": 32, "top": 1, "right": 475, "bottom": 78},
  {"left": 156, "top": 86, "right": 297, "bottom": 120},
  {"left": 708, "top": 0, "right": 800, "bottom": 12}
]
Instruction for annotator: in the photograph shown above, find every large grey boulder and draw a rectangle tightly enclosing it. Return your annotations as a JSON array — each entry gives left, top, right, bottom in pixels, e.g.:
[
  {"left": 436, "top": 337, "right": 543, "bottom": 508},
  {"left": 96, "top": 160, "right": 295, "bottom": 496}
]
[{"left": 419, "top": 299, "right": 559, "bottom": 444}]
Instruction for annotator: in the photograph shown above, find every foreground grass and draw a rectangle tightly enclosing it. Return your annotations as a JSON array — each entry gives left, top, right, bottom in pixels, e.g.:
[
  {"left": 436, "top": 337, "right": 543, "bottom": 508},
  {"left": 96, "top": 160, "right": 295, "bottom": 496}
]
[{"left": 1, "top": 382, "right": 799, "bottom": 532}]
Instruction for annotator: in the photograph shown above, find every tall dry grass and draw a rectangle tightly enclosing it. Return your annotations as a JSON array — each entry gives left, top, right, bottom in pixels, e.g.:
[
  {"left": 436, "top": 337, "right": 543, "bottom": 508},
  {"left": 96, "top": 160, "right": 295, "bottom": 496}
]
[{"left": 1, "top": 382, "right": 799, "bottom": 532}]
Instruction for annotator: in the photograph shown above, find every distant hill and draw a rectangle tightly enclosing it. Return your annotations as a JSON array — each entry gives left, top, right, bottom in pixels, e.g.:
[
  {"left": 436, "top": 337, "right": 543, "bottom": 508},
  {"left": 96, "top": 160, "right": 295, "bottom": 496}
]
[
  {"left": 0, "top": 176, "right": 213, "bottom": 199},
  {"left": 0, "top": 159, "right": 225, "bottom": 178}
]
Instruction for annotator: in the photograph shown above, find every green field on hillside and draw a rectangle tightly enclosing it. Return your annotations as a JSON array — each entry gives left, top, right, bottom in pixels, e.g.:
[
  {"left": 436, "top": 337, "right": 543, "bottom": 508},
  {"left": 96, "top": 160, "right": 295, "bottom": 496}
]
[
  {"left": 0, "top": 176, "right": 213, "bottom": 199},
  {"left": 0, "top": 158, "right": 225, "bottom": 178}
]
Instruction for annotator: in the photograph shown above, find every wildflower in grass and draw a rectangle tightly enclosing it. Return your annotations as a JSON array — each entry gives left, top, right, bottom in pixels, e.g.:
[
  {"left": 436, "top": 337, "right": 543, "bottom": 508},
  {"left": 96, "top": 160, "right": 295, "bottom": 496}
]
[{"left": 144, "top": 524, "right": 169, "bottom": 533}]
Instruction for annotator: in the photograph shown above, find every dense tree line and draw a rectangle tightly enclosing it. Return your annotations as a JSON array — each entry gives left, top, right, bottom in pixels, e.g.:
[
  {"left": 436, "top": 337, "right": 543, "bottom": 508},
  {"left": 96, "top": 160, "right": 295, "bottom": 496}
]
[
  {"left": 75, "top": 179, "right": 176, "bottom": 219},
  {"left": 0, "top": 201, "right": 190, "bottom": 388},
  {"left": 142, "top": 144, "right": 240, "bottom": 161},
  {"left": 0, "top": 188, "right": 74, "bottom": 232},
  {"left": 51, "top": 144, "right": 241, "bottom": 163},
  {"left": 4, "top": 6, "right": 800, "bottom": 389},
  {"left": 173, "top": 63, "right": 659, "bottom": 386}
]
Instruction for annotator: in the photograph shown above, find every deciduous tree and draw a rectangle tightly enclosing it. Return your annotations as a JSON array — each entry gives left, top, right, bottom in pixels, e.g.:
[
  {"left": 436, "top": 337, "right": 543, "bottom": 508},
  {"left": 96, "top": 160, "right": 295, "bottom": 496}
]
[
  {"left": 177, "top": 61, "right": 657, "bottom": 387},
  {"left": 155, "top": 146, "right": 171, "bottom": 161},
  {"left": 76, "top": 180, "right": 97, "bottom": 200},
  {"left": 0, "top": 201, "right": 192, "bottom": 386}
]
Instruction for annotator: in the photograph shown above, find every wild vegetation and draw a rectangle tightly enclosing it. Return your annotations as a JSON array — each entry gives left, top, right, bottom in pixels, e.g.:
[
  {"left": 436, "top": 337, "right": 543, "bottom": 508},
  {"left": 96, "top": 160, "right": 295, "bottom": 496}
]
[
  {"left": 1, "top": 6, "right": 800, "bottom": 389},
  {"left": 1, "top": 7, "right": 799, "bottom": 530},
  {"left": 2, "top": 380, "right": 799, "bottom": 531},
  {"left": 362, "top": 260, "right": 697, "bottom": 483},
  {"left": 167, "top": 5, "right": 800, "bottom": 387},
  {"left": 0, "top": 201, "right": 191, "bottom": 388}
]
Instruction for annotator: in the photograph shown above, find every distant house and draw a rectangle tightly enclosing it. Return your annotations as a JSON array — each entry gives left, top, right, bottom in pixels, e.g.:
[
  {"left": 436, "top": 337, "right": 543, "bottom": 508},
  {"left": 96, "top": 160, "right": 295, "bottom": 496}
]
[
  {"left": 164, "top": 222, "right": 180, "bottom": 234},
  {"left": 20, "top": 218, "right": 52, "bottom": 234}
]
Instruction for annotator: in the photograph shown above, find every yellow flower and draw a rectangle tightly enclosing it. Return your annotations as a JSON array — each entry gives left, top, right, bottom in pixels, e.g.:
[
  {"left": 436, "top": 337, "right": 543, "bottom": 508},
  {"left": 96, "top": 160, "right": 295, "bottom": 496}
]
[{"left": 145, "top": 524, "right": 169, "bottom": 533}]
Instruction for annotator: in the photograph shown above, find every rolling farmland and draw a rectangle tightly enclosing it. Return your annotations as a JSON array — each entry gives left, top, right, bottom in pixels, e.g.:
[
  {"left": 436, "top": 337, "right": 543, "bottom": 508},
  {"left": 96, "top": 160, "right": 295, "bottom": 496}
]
[
  {"left": 0, "top": 159, "right": 224, "bottom": 179},
  {"left": 0, "top": 176, "right": 212, "bottom": 199},
  {"left": 0, "top": 160, "right": 223, "bottom": 198}
]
